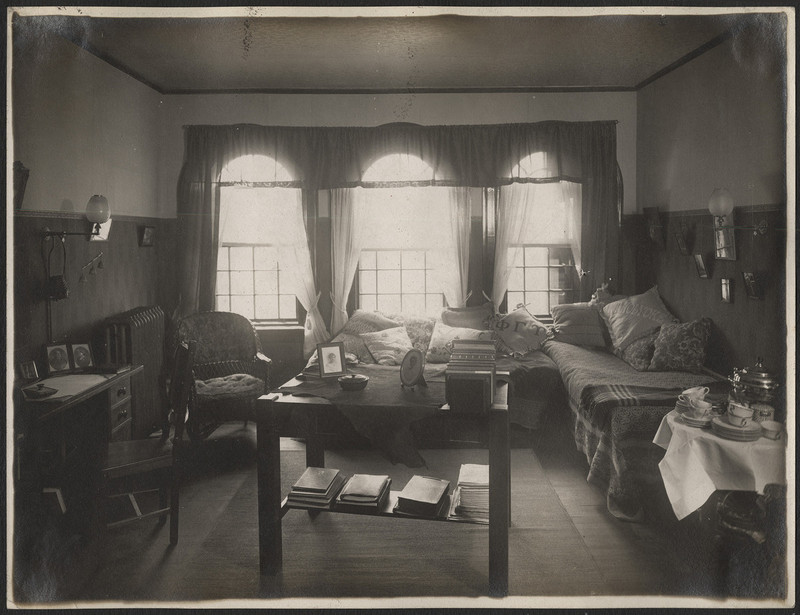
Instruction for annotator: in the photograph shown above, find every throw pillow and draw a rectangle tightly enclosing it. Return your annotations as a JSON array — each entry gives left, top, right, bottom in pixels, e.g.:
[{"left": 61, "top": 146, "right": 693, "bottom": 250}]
[
  {"left": 649, "top": 318, "right": 712, "bottom": 372},
  {"left": 425, "top": 321, "right": 494, "bottom": 364},
  {"left": 329, "top": 310, "right": 402, "bottom": 364},
  {"left": 602, "top": 286, "right": 677, "bottom": 351},
  {"left": 383, "top": 313, "right": 437, "bottom": 354},
  {"left": 550, "top": 303, "right": 608, "bottom": 348},
  {"left": 488, "top": 306, "right": 550, "bottom": 357},
  {"left": 361, "top": 326, "right": 414, "bottom": 366},
  {"left": 616, "top": 329, "right": 660, "bottom": 371},
  {"left": 441, "top": 302, "right": 494, "bottom": 330}
]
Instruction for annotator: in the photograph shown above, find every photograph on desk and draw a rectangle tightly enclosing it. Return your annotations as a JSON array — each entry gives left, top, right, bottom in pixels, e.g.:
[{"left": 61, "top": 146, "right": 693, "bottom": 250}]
[
  {"left": 70, "top": 343, "right": 94, "bottom": 369},
  {"left": 45, "top": 344, "right": 71, "bottom": 374}
]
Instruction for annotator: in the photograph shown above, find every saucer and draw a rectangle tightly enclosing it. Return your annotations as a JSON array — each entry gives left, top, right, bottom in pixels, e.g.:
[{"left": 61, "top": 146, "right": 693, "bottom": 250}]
[
  {"left": 711, "top": 416, "right": 762, "bottom": 441},
  {"left": 681, "top": 414, "right": 712, "bottom": 428}
]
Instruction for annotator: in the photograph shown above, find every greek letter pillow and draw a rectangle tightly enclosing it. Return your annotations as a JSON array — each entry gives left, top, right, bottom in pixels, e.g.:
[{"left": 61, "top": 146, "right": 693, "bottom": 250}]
[{"left": 489, "top": 306, "right": 550, "bottom": 358}]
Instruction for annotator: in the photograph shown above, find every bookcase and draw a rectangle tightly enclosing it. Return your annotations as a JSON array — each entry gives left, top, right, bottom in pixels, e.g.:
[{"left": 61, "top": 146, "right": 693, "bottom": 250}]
[{"left": 255, "top": 380, "right": 510, "bottom": 597}]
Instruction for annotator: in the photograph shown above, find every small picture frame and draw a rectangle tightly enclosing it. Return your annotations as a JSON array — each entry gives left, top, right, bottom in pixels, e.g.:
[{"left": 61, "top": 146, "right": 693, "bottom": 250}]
[
  {"left": 721, "top": 278, "right": 732, "bottom": 303},
  {"left": 644, "top": 207, "right": 665, "bottom": 248},
  {"left": 90, "top": 218, "right": 112, "bottom": 242},
  {"left": 70, "top": 343, "right": 94, "bottom": 369},
  {"left": 139, "top": 225, "right": 155, "bottom": 247},
  {"left": 674, "top": 230, "right": 690, "bottom": 255},
  {"left": 693, "top": 254, "right": 709, "bottom": 279},
  {"left": 46, "top": 344, "right": 71, "bottom": 374},
  {"left": 742, "top": 271, "right": 762, "bottom": 300},
  {"left": 18, "top": 360, "right": 39, "bottom": 382},
  {"left": 317, "top": 341, "right": 346, "bottom": 378}
]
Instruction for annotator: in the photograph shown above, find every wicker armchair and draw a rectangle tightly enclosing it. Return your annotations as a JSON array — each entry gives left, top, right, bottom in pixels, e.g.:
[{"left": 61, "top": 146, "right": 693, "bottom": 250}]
[{"left": 174, "top": 311, "right": 272, "bottom": 441}]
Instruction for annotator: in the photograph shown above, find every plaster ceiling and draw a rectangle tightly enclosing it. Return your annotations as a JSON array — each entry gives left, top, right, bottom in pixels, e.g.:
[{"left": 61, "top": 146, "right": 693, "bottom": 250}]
[{"left": 12, "top": 10, "right": 756, "bottom": 93}]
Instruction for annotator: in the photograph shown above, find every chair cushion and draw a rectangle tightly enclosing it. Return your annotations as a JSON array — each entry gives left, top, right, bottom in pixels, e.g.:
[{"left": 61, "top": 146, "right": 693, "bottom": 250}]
[{"left": 195, "top": 373, "right": 265, "bottom": 401}]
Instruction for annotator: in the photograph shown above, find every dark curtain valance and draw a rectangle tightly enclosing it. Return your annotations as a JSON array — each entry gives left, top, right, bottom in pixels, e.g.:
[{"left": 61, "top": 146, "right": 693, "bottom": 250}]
[{"left": 179, "top": 120, "right": 616, "bottom": 189}]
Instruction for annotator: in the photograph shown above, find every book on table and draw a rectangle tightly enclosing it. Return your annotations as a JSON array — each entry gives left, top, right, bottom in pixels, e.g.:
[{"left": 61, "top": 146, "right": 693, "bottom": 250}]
[
  {"left": 334, "top": 474, "right": 392, "bottom": 512},
  {"left": 393, "top": 475, "right": 451, "bottom": 518},
  {"left": 448, "top": 463, "right": 489, "bottom": 524},
  {"left": 287, "top": 467, "right": 347, "bottom": 508}
]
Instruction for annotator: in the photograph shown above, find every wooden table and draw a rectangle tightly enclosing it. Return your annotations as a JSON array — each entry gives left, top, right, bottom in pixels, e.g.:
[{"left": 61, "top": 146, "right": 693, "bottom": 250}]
[{"left": 256, "top": 380, "right": 511, "bottom": 597}]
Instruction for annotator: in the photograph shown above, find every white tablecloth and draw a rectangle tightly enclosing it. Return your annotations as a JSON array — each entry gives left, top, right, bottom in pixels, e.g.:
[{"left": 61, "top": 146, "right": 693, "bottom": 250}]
[{"left": 653, "top": 411, "right": 786, "bottom": 520}]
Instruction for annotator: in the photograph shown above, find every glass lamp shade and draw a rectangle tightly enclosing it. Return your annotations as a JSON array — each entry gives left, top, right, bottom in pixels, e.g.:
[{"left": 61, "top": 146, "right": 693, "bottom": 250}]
[
  {"left": 86, "top": 195, "right": 110, "bottom": 224},
  {"left": 708, "top": 188, "right": 734, "bottom": 217}
]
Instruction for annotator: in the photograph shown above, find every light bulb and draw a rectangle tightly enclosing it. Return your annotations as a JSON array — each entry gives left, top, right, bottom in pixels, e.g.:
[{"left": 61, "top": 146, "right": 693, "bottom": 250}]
[
  {"left": 86, "top": 195, "right": 110, "bottom": 224},
  {"left": 708, "top": 188, "right": 734, "bottom": 217}
]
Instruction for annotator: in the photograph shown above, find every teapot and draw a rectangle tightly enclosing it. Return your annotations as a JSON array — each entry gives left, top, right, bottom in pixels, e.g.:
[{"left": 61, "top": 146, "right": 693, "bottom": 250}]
[{"left": 729, "top": 357, "right": 780, "bottom": 403}]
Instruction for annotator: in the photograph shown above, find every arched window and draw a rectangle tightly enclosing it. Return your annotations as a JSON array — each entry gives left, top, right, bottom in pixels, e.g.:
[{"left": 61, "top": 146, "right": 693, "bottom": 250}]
[
  {"left": 357, "top": 154, "right": 451, "bottom": 316},
  {"left": 503, "top": 153, "right": 581, "bottom": 316},
  {"left": 216, "top": 155, "right": 302, "bottom": 322}
]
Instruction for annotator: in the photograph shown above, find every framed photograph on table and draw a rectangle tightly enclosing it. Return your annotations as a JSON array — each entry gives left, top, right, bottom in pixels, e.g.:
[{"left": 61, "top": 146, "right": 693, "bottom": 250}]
[
  {"left": 18, "top": 360, "right": 39, "bottom": 382},
  {"left": 317, "top": 342, "right": 346, "bottom": 378},
  {"left": 46, "top": 344, "right": 71, "bottom": 375},
  {"left": 70, "top": 343, "right": 94, "bottom": 369}
]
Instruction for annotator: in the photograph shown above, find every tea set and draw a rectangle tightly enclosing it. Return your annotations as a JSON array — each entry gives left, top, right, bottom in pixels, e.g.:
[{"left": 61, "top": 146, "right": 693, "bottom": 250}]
[{"left": 674, "top": 385, "right": 783, "bottom": 441}]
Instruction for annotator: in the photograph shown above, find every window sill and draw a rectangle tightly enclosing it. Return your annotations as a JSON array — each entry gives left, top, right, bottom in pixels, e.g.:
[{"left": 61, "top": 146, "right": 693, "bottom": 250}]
[{"left": 254, "top": 323, "right": 305, "bottom": 332}]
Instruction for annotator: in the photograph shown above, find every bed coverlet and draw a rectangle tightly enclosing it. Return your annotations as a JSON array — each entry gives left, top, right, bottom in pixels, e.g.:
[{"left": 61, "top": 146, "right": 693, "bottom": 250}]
[{"left": 542, "top": 340, "right": 720, "bottom": 520}]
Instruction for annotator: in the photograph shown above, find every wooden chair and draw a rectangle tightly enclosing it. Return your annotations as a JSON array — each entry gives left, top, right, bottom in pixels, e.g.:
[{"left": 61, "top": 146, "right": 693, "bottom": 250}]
[{"left": 101, "top": 341, "right": 195, "bottom": 545}]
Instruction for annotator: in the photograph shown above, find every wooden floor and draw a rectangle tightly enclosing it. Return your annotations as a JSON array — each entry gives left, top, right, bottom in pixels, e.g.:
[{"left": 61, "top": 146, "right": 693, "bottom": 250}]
[{"left": 11, "top": 418, "right": 786, "bottom": 608}]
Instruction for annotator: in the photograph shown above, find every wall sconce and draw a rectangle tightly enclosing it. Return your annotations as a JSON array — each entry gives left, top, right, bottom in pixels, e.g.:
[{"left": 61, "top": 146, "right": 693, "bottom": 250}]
[
  {"left": 708, "top": 188, "right": 736, "bottom": 261},
  {"left": 79, "top": 251, "right": 104, "bottom": 283},
  {"left": 42, "top": 195, "right": 111, "bottom": 240}
]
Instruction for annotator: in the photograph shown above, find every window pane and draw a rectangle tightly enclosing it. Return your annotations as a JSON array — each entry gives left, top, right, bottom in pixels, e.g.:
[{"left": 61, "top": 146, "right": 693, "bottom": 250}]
[
  {"left": 552, "top": 291, "right": 570, "bottom": 308},
  {"left": 231, "top": 271, "right": 254, "bottom": 295},
  {"left": 402, "top": 269, "right": 425, "bottom": 293},
  {"left": 229, "top": 247, "right": 252, "bottom": 270},
  {"left": 255, "top": 295, "right": 279, "bottom": 320},
  {"left": 279, "top": 272, "right": 295, "bottom": 295},
  {"left": 359, "top": 270, "right": 377, "bottom": 294},
  {"left": 403, "top": 294, "right": 426, "bottom": 315},
  {"left": 217, "top": 248, "right": 229, "bottom": 270},
  {"left": 377, "top": 270, "right": 401, "bottom": 294},
  {"left": 507, "top": 292, "right": 524, "bottom": 311},
  {"left": 525, "top": 268, "right": 548, "bottom": 290},
  {"left": 426, "top": 294, "right": 443, "bottom": 311},
  {"left": 216, "top": 295, "right": 230, "bottom": 312},
  {"left": 402, "top": 250, "right": 426, "bottom": 269},
  {"left": 360, "top": 294, "right": 377, "bottom": 312},
  {"left": 524, "top": 247, "right": 548, "bottom": 266},
  {"left": 216, "top": 271, "right": 230, "bottom": 294},
  {"left": 360, "top": 250, "right": 376, "bottom": 270},
  {"left": 254, "top": 246, "right": 279, "bottom": 269},
  {"left": 279, "top": 295, "right": 297, "bottom": 319},
  {"left": 507, "top": 267, "right": 524, "bottom": 291},
  {"left": 549, "top": 247, "right": 573, "bottom": 266},
  {"left": 550, "top": 268, "right": 570, "bottom": 289},
  {"left": 377, "top": 294, "right": 402, "bottom": 314},
  {"left": 231, "top": 296, "right": 255, "bottom": 319},
  {"left": 377, "top": 251, "right": 401, "bottom": 269},
  {"left": 426, "top": 269, "right": 439, "bottom": 290},
  {"left": 255, "top": 270, "right": 278, "bottom": 294},
  {"left": 526, "top": 292, "right": 548, "bottom": 315}
]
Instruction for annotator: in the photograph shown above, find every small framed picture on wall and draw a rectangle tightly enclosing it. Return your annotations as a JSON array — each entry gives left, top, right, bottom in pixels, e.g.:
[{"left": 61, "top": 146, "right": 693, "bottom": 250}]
[
  {"left": 693, "top": 254, "right": 709, "bottom": 279},
  {"left": 720, "top": 278, "right": 732, "bottom": 303},
  {"left": 742, "top": 271, "right": 762, "bottom": 300},
  {"left": 46, "top": 344, "right": 71, "bottom": 375},
  {"left": 139, "top": 225, "right": 155, "bottom": 247}
]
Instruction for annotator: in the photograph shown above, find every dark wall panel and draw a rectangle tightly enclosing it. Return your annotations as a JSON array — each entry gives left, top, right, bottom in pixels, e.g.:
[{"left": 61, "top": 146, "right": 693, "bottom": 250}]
[{"left": 13, "top": 214, "right": 178, "bottom": 369}]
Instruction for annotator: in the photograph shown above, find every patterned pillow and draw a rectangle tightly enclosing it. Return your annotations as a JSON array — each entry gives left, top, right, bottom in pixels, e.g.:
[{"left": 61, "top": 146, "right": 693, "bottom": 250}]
[
  {"left": 488, "top": 306, "right": 550, "bottom": 357},
  {"left": 602, "top": 286, "right": 677, "bottom": 351},
  {"left": 550, "top": 303, "right": 608, "bottom": 348},
  {"left": 361, "top": 326, "right": 414, "bottom": 366},
  {"left": 649, "top": 318, "right": 712, "bottom": 372},
  {"left": 425, "top": 321, "right": 494, "bottom": 363},
  {"left": 383, "top": 313, "right": 437, "bottom": 354},
  {"left": 441, "top": 302, "right": 494, "bottom": 330},
  {"left": 616, "top": 329, "right": 660, "bottom": 371},
  {"left": 329, "top": 310, "right": 402, "bottom": 364}
]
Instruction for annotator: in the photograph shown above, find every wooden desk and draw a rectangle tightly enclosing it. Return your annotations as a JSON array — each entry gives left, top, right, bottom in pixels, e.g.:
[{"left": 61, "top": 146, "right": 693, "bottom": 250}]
[{"left": 256, "top": 381, "right": 510, "bottom": 597}]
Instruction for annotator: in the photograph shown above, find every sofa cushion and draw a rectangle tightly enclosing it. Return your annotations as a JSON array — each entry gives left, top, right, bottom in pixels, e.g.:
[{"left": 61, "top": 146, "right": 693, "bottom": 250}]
[
  {"left": 550, "top": 303, "right": 608, "bottom": 348},
  {"left": 440, "top": 302, "right": 493, "bottom": 330},
  {"left": 383, "top": 313, "right": 437, "bottom": 354},
  {"left": 602, "top": 286, "right": 677, "bottom": 351},
  {"left": 489, "top": 306, "right": 550, "bottom": 357},
  {"left": 195, "top": 373, "right": 265, "bottom": 401},
  {"left": 329, "top": 310, "right": 402, "bottom": 364},
  {"left": 425, "top": 321, "right": 494, "bottom": 363},
  {"left": 361, "top": 326, "right": 414, "bottom": 366},
  {"left": 616, "top": 330, "right": 659, "bottom": 371},
  {"left": 648, "top": 318, "right": 712, "bottom": 372}
]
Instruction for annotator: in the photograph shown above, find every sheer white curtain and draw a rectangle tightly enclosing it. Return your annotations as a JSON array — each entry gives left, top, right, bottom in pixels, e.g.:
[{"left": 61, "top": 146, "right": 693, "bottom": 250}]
[
  {"left": 275, "top": 189, "right": 331, "bottom": 357},
  {"left": 562, "top": 181, "right": 583, "bottom": 277},
  {"left": 330, "top": 187, "right": 367, "bottom": 333},
  {"left": 442, "top": 187, "right": 472, "bottom": 308},
  {"left": 492, "top": 183, "right": 539, "bottom": 308}
]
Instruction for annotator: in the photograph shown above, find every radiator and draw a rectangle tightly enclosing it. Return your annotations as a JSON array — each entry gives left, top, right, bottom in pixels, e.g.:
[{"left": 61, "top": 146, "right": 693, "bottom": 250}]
[{"left": 102, "top": 306, "right": 166, "bottom": 439}]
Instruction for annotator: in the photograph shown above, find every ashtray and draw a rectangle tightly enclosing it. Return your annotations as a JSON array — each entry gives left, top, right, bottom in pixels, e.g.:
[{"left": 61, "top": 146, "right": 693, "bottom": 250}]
[{"left": 338, "top": 374, "right": 369, "bottom": 391}]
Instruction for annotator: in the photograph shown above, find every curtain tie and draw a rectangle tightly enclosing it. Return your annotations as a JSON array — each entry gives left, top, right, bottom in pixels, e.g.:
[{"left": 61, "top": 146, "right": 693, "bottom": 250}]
[{"left": 329, "top": 291, "right": 347, "bottom": 314}]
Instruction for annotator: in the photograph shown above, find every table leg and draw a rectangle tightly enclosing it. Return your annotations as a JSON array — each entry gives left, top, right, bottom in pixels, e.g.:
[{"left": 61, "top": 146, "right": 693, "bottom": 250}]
[
  {"left": 305, "top": 408, "right": 325, "bottom": 469},
  {"left": 257, "top": 396, "right": 283, "bottom": 575},
  {"left": 488, "top": 407, "right": 510, "bottom": 597}
]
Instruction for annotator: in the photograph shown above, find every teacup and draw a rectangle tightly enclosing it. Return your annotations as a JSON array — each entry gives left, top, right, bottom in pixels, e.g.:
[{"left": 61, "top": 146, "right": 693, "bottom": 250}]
[
  {"left": 675, "top": 399, "right": 691, "bottom": 415},
  {"left": 728, "top": 403, "right": 753, "bottom": 427},
  {"left": 760, "top": 420, "right": 783, "bottom": 440},
  {"left": 682, "top": 386, "right": 709, "bottom": 400},
  {"left": 688, "top": 398, "right": 712, "bottom": 418}
]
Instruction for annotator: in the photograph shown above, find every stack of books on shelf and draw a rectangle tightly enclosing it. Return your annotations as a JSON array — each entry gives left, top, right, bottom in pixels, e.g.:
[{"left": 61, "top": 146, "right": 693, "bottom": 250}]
[
  {"left": 393, "top": 475, "right": 451, "bottom": 518},
  {"left": 445, "top": 339, "right": 497, "bottom": 412},
  {"left": 287, "top": 466, "right": 347, "bottom": 509},
  {"left": 448, "top": 463, "right": 489, "bottom": 524},
  {"left": 334, "top": 474, "right": 392, "bottom": 513}
]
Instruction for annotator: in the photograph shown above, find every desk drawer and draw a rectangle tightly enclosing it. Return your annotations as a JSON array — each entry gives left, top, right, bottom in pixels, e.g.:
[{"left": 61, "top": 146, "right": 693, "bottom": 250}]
[
  {"left": 108, "top": 376, "right": 131, "bottom": 406},
  {"left": 110, "top": 418, "right": 132, "bottom": 442},
  {"left": 109, "top": 398, "right": 132, "bottom": 434}
]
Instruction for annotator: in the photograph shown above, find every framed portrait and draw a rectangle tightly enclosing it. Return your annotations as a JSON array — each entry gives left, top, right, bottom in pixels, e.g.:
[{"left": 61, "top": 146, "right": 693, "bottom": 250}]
[
  {"left": 643, "top": 207, "right": 665, "bottom": 248},
  {"left": 674, "top": 230, "right": 690, "bottom": 255},
  {"left": 713, "top": 213, "right": 737, "bottom": 261},
  {"left": 18, "top": 360, "right": 39, "bottom": 382},
  {"left": 71, "top": 343, "right": 94, "bottom": 369},
  {"left": 317, "top": 342, "right": 346, "bottom": 378},
  {"left": 90, "top": 218, "right": 112, "bottom": 242},
  {"left": 46, "top": 344, "right": 71, "bottom": 374},
  {"left": 742, "top": 271, "right": 762, "bottom": 300},
  {"left": 139, "top": 225, "right": 155, "bottom": 247},
  {"left": 721, "top": 278, "right": 732, "bottom": 303},
  {"left": 693, "top": 254, "right": 709, "bottom": 279}
]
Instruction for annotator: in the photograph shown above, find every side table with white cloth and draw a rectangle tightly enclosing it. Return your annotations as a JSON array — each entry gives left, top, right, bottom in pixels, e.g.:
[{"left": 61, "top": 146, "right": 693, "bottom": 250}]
[{"left": 653, "top": 410, "right": 786, "bottom": 521}]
